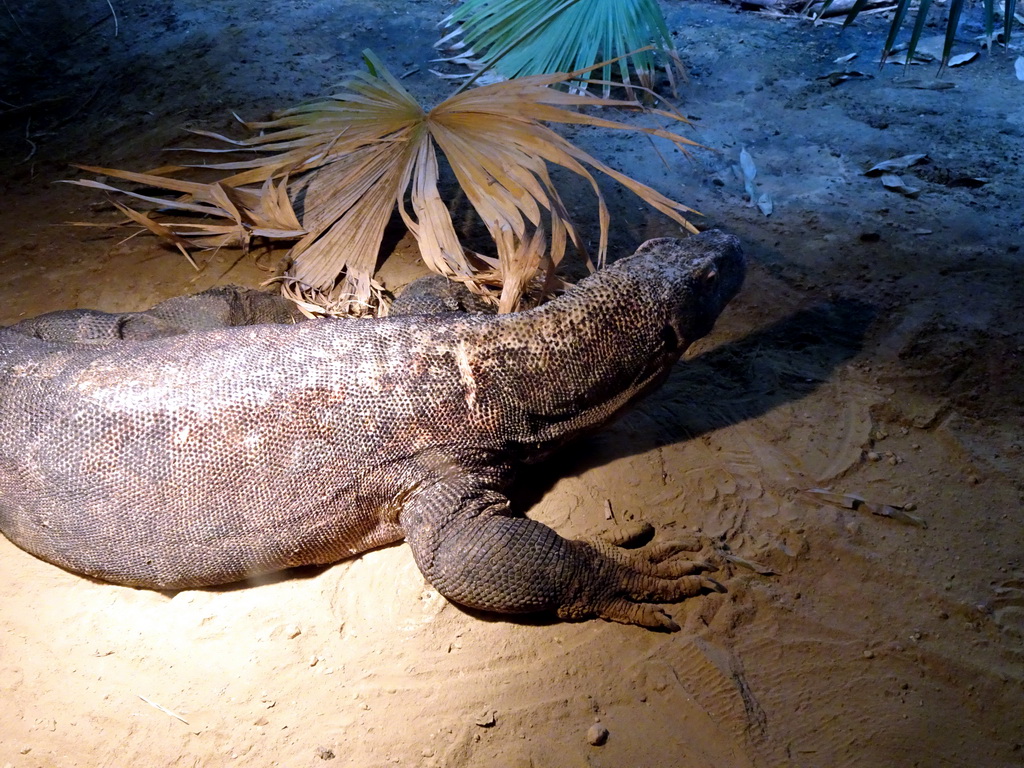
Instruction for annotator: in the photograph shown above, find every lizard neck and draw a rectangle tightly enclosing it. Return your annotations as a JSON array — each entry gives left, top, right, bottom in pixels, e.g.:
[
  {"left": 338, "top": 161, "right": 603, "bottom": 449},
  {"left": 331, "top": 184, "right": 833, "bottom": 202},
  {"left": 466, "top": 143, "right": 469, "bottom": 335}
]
[{"left": 470, "top": 272, "right": 681, "bottom": 455}]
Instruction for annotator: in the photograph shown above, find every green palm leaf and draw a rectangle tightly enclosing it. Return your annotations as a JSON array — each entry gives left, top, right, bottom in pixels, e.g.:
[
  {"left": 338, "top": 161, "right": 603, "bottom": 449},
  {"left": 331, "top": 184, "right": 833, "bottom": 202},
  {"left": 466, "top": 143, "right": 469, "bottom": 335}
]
[
  {"left": 438, "top": 0, "right": 682, "bottom": 95},
  {"left": 826, "top": 0, "right": 1018, "bottom": 67}
]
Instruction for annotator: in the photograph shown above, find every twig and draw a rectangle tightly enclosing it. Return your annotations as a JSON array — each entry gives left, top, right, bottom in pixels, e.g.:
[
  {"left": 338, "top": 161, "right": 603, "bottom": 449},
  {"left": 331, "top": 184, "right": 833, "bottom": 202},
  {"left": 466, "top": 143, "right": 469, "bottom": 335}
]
[
  {"left": 841, "top": 5, "right": 897, "bottom": 16},
  {"left": 105, "top": 0, "right": 118, "bottom": 36},
  {"left": 2, "top": 0, "right": 24, "bottom": 36},
  {"left": 0, "top": 95, "right": 72, "bottom": 121},
  {"left": 18, "top": 118, "right": 37, "bottom": 165},
  {"left": 55, "top": 85, "right": 102, "bottom": 127},
  {"left": 56, "top": 13, "right": 113, "bottom": 54},
  {"left": 760, "top": 4, "right": 895, "bottom": 21},
  {"left": 137, "top": 694, "right": 189, "bottom": 725}
]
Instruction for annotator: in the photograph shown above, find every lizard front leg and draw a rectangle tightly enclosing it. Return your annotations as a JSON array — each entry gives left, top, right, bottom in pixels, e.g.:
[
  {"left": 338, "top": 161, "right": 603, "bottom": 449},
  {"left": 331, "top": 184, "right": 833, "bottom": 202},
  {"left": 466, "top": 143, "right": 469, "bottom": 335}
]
[{"left": 399, "top": 475, "right": 723, "bottom": 631}]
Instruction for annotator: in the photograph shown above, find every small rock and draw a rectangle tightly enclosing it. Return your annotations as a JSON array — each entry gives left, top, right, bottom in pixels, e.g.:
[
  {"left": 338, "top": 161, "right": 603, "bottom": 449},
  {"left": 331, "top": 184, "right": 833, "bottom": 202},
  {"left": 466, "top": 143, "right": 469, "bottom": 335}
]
[
  {"left": 315, "top": 746, "right": 335, "bottom": 760},
  {"left": 309, "top": 655, "right": 320, "bottom": 667},
  {"left": 863, "top": 650, "right": 875, "bottom": 659},
  {"left": 867, "top": 451, "right": 881, "bottom": 462},
  {"left": 286, "top": 624, "right": 302, "bottom": 639},
  {"left": 587, "top": 723, "right": 609, "bottom": 746},
  {"left": 475, "top": 710, "right": 496, "bottom": 728},
  {"left": 967, "top": 474, "right": 981, "bottom": 485}
]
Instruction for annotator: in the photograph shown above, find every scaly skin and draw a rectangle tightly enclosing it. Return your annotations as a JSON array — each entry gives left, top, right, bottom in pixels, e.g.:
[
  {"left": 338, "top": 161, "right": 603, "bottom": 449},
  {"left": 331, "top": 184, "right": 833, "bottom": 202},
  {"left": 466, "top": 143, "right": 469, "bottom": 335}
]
[{"left": 0, "top": 230, "right": 744, "bottom": 629}]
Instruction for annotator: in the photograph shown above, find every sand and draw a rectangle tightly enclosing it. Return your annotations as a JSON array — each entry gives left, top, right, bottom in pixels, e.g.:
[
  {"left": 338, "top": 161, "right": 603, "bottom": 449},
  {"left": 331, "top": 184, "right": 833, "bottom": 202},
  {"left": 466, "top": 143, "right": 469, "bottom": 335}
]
[{"left": 1, "top": 1, "right": 1021, "bottom": 766}]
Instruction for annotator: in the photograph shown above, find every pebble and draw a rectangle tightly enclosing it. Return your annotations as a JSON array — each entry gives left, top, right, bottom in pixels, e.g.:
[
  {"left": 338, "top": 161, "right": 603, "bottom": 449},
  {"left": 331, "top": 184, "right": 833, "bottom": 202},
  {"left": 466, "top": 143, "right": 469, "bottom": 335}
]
[
  {"left": 475, "top": 711, "right": 496, "bottom": 728},
  {"left": 867, "top": 451, "right": 881, "bottom": 462},
  {"left": 863, "top": 650, "right": 875, "bottom": 659},
  {"left": 286, "top": 624, "right": 302, "bottom": 639},
  {"left": 587, "top": 723, "right": 609, "bottom": 746}
]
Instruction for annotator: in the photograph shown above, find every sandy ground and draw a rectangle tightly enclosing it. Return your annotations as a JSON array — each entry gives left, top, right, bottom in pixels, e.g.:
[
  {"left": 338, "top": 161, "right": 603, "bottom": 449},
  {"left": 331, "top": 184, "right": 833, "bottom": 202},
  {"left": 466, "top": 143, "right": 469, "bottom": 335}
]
[{"left": 1, "top": 1, "right": 1022, "bottom": 766}]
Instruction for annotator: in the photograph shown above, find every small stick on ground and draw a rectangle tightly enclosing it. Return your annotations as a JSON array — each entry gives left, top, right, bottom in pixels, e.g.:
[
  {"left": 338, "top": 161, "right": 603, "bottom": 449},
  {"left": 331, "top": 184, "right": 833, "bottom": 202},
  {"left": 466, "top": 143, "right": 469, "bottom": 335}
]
[
  {"left": 138, "top": 694, "right": 189, "bottom": 725},
  {"left": 106, "top": 0, "right": 119, "bottom": 36}
]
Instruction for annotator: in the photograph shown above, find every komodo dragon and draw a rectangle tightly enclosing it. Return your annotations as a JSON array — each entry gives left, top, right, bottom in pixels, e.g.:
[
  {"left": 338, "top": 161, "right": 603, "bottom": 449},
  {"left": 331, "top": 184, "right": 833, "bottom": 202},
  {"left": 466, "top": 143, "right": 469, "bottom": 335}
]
[{"left": 0, "top": 230, "right": 744, "bottom": 630}]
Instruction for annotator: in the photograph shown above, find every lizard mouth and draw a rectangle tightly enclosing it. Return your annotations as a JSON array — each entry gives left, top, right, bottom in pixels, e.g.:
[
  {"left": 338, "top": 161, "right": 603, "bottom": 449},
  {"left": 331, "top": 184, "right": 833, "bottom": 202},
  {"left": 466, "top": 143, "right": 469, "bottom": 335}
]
[{"left": 659, "top": 322, "right": 683, "bottom": 354}]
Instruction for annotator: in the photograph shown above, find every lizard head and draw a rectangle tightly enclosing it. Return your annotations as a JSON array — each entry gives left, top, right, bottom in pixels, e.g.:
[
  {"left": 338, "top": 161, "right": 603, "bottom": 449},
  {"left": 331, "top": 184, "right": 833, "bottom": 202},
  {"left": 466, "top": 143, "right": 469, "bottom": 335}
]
[
  {"left": 624, "top": 230, "right": 746, "bottom": 355},
  {"left": 492, "top": 229, "right": 745, "bottom": 457}
]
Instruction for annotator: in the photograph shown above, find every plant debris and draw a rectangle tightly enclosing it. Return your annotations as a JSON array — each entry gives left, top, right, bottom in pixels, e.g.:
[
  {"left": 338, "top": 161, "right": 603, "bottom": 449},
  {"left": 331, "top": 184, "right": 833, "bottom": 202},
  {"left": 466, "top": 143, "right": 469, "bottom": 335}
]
[
  {"left": 69, "top": 50, "right": 701, "bottom": 315},
  {"left": 804, "top": 489, "right": 927, "bottom": 528},
  {"left": 739, "top": 147, "right": 773, "bottom": 216},
  {"left": 865, "top": 154, "right": 927, "bottom": 175}
]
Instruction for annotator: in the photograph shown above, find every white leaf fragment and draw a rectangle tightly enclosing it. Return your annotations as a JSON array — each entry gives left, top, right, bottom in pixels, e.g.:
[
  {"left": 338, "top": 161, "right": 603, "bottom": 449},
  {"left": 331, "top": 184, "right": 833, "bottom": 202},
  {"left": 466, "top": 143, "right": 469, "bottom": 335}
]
[
  {"left": 738, "top": 148, "right": 772, "bottom": 217},
  {"left": 947, "top": 51, "right": 978, "bottom": 67},
  {"left": 866, "top": 154, "right": 927, "bottom": 175},
  {"left": 739, "top": 147, "right": 758, "bottom": 202},
  {"left": 740, "top": 147, "right": 757, "bottom": 184},
  {"left": 880, "top": 174, "right": 921, "bottom": 198}
]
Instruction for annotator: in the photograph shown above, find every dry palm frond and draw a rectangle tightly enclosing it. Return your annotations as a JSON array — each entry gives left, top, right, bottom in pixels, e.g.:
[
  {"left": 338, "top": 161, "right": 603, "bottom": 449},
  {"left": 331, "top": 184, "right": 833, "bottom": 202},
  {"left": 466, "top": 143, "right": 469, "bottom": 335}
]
[
  {"left": 436, "top": 0, "right": 683, "bottom": 97},
  {"left": 70, "top": 50, "right": 700, "bottom": 314},
  {"left": 265, "top": 274, "right": 391, "bottom": 319},
  {"left": 69, "top": 166, "right": 306, "bottom": 253}
]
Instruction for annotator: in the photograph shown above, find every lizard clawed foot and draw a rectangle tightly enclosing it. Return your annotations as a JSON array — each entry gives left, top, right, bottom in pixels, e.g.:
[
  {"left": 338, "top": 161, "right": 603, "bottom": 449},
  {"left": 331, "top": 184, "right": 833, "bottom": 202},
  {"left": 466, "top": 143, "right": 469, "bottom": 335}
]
[{"left": 558, "top": 528, "right": 727, "bottom": 631}]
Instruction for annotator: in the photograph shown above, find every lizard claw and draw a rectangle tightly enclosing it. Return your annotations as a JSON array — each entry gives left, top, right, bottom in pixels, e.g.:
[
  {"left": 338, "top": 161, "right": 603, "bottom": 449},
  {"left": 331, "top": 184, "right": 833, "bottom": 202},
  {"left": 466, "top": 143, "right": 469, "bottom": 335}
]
[
  {"left": 703, "top": 576, "right": 728, "bottom": 593},
  {"left": 602, "top": 600, "right": 681, "bottom": 632},
  {"left": 560, "top": 530, "right": 727, "bottom": 629}
]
